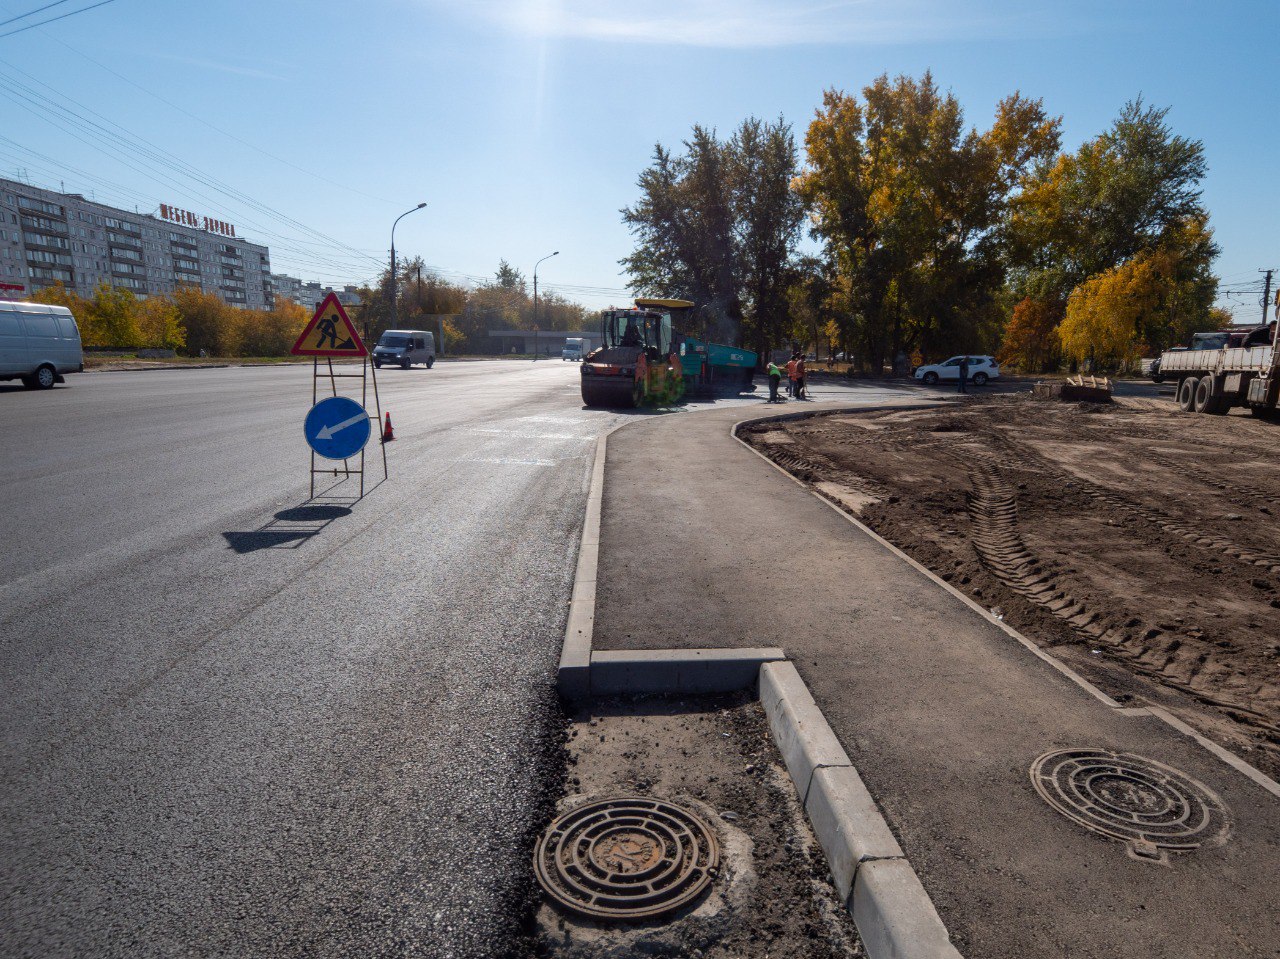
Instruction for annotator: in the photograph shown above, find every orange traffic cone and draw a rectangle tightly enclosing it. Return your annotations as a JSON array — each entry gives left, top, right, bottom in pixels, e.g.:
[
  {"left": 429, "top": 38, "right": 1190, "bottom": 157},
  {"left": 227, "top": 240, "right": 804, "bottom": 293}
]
[{"left": 382, "top": 412, "right": 395, "bottom": 443}]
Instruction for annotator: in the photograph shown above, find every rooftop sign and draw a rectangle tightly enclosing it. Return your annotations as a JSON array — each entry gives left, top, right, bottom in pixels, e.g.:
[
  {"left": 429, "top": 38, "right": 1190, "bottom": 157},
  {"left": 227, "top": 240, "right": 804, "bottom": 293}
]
[{"left": 158, "top": 203, "right": 237, "bottom": 238}]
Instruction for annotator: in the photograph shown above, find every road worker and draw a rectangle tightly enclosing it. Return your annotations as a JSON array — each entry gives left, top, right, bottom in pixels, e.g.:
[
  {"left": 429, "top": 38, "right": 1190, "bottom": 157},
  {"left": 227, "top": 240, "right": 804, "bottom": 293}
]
[{"left": 767, "top": 361, "right": 784, "bottom": 402}]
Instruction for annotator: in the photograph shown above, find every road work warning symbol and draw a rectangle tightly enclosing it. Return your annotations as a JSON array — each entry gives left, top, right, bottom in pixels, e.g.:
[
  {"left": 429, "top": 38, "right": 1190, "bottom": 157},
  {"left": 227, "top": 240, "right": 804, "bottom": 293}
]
[
  {"left": 290, "top": 293, "right": 367, "bottom": 357},
  {"left": 304, "top": 395, "right": 372, "bottom": 460}
]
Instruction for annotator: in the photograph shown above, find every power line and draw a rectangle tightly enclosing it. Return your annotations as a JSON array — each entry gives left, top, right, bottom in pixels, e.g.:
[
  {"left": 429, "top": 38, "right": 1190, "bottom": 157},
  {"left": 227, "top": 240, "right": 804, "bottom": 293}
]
[
  {"left": 0, "top": 0, "right": 115, "bottom": 39},
  {"left": 13, "top": 29, "right": 399, "bottom": 206},
  {"left": 0, "top": 64, "right": 383, "bottom": 271},
  {"left": 0, "top": 0, "right": 76, "bottom": 28}
]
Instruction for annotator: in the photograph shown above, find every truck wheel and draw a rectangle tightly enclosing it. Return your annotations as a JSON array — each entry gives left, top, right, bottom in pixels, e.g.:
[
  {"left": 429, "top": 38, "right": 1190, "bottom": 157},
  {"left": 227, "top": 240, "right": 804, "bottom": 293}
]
[
  {"left": 426, "top": 356, "right": 435, "bottom": 369},
  {"left": 401, "top": 359, "right": 411, "bottom": 370},
  {"left": 1194, "top": 377, "right": 1229, "bottom": 415},
  {"left": 1177, "top": 377, "right": 1199, "bottom": 412}
]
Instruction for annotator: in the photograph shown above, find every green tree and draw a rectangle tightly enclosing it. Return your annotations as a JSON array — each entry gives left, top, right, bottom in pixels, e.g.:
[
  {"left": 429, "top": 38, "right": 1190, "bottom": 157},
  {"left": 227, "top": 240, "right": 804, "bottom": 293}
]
[
  {"left": 1009, "top": 98, "right": 1218, "bottom": 320},
  {"left": 621, "top": 117, "right": 803, "bottom": 351}
]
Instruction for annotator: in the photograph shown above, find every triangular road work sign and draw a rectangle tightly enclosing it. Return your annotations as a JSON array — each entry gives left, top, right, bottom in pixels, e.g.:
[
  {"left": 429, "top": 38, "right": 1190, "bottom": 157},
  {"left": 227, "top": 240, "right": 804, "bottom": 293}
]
[{"left": 291, "top": 293, "right": 367, "bottom": 357}]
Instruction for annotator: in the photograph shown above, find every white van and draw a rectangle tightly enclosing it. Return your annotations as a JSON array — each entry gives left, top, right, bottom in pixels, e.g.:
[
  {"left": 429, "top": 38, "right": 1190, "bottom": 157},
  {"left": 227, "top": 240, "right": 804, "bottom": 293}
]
[
  {"left": 373, "top": 329, "right": 435, "bottom": 369},
  {"left": 0, "top": 301, "right": 84, "bottom": 389},
  {"left": 562, "top": 337, "right": 585, "bottom": 361}
]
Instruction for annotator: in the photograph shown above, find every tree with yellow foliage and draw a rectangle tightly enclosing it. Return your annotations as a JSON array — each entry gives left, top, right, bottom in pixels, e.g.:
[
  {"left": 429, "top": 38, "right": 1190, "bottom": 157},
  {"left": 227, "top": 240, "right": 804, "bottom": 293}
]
[
  {"left": 136, "top": 296, "right": 185, "bottom": 352},
  {"left": 171, "top": 286, "right": 239, "bottom": 357},
  {"left": 1058, "top": 255, "right": 1165, "bottom": 367},
  {"left": 237, "top": 298, "right": 307, "bottom": 356}
]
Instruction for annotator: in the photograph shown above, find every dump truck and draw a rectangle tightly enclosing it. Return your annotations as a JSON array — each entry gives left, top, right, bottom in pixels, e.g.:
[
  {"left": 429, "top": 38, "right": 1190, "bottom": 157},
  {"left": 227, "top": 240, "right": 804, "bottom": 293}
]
[
  {"left": 579, "top": 298, "right": 759, "bottom": 408},
  {"left": 1158, "top": 314, "right": 1278, "bottom": 415}
]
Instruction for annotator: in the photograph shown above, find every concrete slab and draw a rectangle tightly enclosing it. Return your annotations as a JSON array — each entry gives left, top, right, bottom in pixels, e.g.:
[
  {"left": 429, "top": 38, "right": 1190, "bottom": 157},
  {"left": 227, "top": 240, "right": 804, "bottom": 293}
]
[{"left": 591, "top": 399, "right": 1280, "bottom": 958}]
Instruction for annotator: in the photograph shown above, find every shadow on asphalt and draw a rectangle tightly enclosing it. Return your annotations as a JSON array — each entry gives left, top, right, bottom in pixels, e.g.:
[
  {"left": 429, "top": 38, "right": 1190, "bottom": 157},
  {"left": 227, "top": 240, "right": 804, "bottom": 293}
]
[{"left": 222, "top": 502, "right": 354, "bottom": 554}]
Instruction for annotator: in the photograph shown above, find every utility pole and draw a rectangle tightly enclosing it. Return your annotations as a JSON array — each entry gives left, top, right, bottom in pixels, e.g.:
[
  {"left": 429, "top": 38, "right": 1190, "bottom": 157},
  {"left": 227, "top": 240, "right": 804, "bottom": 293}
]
[{"left": 1261, "top": 269, "right": 1275, "bottom": 326}]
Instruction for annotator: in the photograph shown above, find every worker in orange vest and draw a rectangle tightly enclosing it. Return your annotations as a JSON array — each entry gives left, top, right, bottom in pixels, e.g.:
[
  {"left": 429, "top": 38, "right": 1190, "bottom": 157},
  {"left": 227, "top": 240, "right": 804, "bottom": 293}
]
[
  {"left": 785, "top": 354, "right": 798, "bottom": 397},
  {"left": 794, "top": 355, "right": 807, "bottom": 400}
]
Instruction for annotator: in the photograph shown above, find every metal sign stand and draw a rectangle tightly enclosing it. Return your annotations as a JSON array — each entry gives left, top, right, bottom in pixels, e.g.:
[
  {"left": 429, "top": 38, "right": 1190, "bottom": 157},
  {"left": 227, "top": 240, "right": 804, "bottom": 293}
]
[{"left": 309, "top": 352, "right": 388, "bottom": 500}]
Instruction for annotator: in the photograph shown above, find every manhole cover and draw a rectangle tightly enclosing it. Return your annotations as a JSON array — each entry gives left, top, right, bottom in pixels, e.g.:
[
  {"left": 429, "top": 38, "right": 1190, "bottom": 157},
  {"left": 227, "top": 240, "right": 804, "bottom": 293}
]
[
  {"left": 534, "top": 796, "right": 720, "bottom": 920},
  {"left": 1031, "top": 749, "right": 1229, "bottom": 857}
]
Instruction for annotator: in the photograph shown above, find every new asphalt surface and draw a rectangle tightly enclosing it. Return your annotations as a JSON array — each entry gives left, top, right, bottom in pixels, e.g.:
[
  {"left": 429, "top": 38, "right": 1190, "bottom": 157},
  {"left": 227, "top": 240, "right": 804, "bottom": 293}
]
[
  {"left": 0, "top": 360, "right": 623, "bottom": 959},
  {"left": 0, "top": 363, "right": 1165, "bottom": 958}
]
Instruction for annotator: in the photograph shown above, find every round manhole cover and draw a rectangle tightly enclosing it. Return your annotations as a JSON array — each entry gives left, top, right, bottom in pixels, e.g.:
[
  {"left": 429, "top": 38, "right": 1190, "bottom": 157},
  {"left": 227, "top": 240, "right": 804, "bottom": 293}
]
[
  {"left": 534, "top": 796, "right": 720, "bottom": 920},
  {"left": 1031, "top": 749, "right": 1229, "bottom": 856}
]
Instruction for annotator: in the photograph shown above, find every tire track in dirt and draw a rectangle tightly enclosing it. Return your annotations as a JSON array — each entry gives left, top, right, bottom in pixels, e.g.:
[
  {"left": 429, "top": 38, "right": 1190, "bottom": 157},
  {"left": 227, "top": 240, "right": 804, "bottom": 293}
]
[
  {"left": 972, "top": 428, "right": 1280, "bottom": 577},
  {"left": 964, "top": 461, "right": 1280, "bottom": 738}
]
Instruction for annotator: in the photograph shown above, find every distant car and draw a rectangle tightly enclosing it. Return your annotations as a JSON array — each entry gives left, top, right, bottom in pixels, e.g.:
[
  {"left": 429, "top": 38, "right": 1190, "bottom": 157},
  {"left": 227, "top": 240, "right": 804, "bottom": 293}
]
[
  {"left": 373, "top": 329, "right": 435, "bottom": 369},
  {"left": 0, "top": 300, "right": 83, "bottom": 389},
  {"left": 914, "top": 355, "right": 1000, "bottom": 387}
]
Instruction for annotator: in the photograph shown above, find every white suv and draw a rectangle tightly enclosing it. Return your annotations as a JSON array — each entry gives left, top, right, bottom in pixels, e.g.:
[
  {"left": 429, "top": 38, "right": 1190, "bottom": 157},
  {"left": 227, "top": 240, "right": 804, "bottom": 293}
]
[{"left": 914, "top": 355, "right": 1000, "bottom": 387}]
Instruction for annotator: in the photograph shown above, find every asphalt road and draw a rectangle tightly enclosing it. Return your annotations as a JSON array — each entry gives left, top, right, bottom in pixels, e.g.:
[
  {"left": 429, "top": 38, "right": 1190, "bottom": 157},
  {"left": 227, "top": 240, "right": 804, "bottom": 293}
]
[{"left": 0, "top": 360, "right": 630, "bottom": 959}]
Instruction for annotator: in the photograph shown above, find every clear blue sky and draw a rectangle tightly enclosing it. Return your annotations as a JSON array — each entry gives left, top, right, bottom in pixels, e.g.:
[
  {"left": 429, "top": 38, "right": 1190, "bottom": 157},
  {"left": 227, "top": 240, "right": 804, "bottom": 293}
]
[{"left": 0, "top": 0, "right": 1275, "bottom": 317}]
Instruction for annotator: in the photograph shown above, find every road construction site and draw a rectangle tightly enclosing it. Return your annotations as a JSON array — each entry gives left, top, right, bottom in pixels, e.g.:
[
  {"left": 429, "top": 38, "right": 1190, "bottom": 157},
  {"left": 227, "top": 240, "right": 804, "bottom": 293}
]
[{"left": 742, "top": 394, "right": 1280, "bottom": 781}]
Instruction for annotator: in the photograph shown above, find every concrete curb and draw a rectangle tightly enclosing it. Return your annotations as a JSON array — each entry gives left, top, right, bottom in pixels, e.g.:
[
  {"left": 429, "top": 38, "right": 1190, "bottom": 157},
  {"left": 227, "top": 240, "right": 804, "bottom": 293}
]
[
  {"left": 732, "top": 408, "right": 1280, "bottom": 798},
  {"left": 557, "top": 430, "right": 609, "bottom": 700},
  {"left": 590, "top": 647, "right": 785, "bottom": 697},
  {"left": 760, "top": 661, "right": 961, "bottom": 959}
]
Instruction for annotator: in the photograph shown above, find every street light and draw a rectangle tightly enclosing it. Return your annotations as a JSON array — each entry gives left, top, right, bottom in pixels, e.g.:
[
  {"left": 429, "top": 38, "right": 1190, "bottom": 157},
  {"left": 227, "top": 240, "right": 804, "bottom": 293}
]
[
  {"left": 532, "top": 250, "right": 559, "bottom": 361},
  {"left": 390, "top": 202, "right": 427, "bottom": 333}
]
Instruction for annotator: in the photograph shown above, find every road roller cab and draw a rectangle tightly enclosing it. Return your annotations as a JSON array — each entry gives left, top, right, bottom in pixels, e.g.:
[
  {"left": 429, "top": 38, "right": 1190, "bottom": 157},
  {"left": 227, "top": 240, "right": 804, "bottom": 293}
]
[{"left": 580, "top": 299, "right": 690, "bottom": 408}]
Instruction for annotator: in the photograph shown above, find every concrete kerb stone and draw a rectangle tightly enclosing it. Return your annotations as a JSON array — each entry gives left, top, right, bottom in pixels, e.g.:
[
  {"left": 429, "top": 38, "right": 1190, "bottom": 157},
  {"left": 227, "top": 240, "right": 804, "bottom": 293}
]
[
  {"left": 557, "top": 429, "right": 612, "bottom": 701},
  {"left": 807, "top": 766, "right": 905, "bottom": 903},
  {"left": 853, "top": 860, "right": 963, "bottom": 959},
  {"left": 759, "top": 660, "right": 959, "bottom": 959},
  {"left": 590, "top": 647, "right": 786, "bottom": 697},
  {"left": 759, "top": 661, "right": 852, "bottom": 803}
]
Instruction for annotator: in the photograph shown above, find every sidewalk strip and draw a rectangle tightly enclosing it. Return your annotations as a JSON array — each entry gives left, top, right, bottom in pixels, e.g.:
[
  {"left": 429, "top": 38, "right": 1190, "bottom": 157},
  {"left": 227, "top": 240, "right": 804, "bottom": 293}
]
[{"left": 557, "top": 409, "right": 967, "bottom": 959}]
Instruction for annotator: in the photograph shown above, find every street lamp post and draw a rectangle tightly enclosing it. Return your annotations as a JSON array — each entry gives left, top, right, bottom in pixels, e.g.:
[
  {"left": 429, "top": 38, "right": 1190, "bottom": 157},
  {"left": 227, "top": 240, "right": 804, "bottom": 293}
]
[
  {"left": 532, "top": 250, "right": 559, "bottom": 361},
  {"left": 390, "top": 202, "right": 427, "bottom": 333}
]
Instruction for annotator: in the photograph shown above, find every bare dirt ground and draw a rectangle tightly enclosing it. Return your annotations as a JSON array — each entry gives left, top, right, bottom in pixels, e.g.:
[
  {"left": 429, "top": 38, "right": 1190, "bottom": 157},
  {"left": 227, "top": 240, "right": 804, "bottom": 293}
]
[
  {"left": 539, "top": 695, "right": 859, "bottom": 958},
  {"left": 742, "top": 395, "right": 1280, "bottom": 780}
]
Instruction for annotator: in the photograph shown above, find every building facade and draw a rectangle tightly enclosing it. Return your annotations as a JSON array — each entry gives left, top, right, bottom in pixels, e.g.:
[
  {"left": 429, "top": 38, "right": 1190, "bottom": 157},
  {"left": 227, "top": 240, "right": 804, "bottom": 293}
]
[
  {"left": 268, "top": 273, "right": 362, "bottom": 311},
  {"left": 0, "top": 177, "right": 271, "bottom": 309}
]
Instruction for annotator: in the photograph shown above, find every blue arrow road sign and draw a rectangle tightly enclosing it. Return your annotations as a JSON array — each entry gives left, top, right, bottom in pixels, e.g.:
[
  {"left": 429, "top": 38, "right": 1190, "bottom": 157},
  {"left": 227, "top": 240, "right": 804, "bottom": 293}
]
[{"left": 304, "top": 396, "right": 372, "bottom": 460}]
